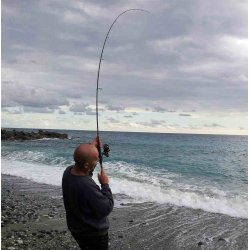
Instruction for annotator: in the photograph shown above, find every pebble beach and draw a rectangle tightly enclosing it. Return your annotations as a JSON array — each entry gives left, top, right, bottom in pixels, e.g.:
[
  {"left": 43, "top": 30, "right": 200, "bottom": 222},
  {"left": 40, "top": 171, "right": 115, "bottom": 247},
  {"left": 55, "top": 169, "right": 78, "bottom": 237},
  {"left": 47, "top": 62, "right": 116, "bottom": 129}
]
[{"left": 1, "top": 174, "right": 248, "bottom": 250}]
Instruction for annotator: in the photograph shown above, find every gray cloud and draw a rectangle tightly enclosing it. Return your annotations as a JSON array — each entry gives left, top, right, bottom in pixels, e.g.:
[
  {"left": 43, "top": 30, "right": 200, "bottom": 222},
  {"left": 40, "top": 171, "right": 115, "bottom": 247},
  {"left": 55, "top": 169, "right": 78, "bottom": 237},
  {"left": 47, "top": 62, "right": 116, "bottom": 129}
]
[
  {"left": 23, "top": 107, "right": 54, "bottom": 113},
  {"left": 139, "top": 119, "right": 167, "bottom": 128},
  {"left": 179, "top": 113, "right": 192, "bottom": 117},
  {"left": 152, "top": 106, "right": 177, "bottom": 113},
  {"left": 204, "top": 123, "right": 224, "bottom": 128},
  {"left": 1, "top": 0, "right": 247, "bottom": 118},
  {"left": 123, "top": 112, "right": 139, "bottom": 118},
  {"left": 105, "top": 117, "right": 120, "bottom": 124},
  {"left": 153, "top": 106, "right": 167, "bottom": 113},
  {"left": 182, "top": 110, "right": 196, "bottom": 113},
  {"left": 86, "top": 111, "right": 96, "bottom": 116},
  {"left": 104, "top": 118, "right": 169, "bottom": 128},
  {"left": 69, "top": 103, "right": 97, "bottom": 116},
  {"left": 2, "top": 107, "right": 23, "bottom": 114},
  {"left": 69, "top": 103, "right": 89, "bottom": 113},
  {"left": 105, "top": 105, "right": 125, "bottom": 112},
  {"left": 2, "top": 81, "right": 68, "bottom": 109}
]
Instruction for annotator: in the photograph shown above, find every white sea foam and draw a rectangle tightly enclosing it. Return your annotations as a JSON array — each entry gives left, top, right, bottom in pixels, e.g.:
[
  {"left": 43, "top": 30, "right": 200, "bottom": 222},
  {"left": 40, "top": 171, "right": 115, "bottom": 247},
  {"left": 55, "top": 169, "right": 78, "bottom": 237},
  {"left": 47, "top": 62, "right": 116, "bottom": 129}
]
[
  {"left": 1, "top": 158, "right": 247, "bottom": 219},
  {"left": 2, "top": 150, "right": 70, "bottom": 166},
  {"left": 1, "top": 158, "right": 64, "bottom": 186},
  {"left": 110, "top": 177, "right": 247, "bottom": 218},
  {"left": 35, "top": 138, "right": 61, "bottom": 141}
]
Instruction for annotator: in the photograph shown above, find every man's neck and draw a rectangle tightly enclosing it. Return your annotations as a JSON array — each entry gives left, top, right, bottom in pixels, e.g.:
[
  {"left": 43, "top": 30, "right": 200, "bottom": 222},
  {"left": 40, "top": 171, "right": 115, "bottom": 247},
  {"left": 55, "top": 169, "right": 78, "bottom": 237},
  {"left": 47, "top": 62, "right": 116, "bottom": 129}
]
[{"left": 71, "top": 165, "right": 89, "bottom": 176}]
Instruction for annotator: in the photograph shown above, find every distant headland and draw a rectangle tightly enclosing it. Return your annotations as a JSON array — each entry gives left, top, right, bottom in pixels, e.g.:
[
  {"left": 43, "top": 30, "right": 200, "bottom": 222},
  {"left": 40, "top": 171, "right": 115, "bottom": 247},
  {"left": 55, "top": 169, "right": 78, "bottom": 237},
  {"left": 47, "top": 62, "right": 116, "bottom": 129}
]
[{"left": 1, "top": 129, "right": 68, "bottom": 141}]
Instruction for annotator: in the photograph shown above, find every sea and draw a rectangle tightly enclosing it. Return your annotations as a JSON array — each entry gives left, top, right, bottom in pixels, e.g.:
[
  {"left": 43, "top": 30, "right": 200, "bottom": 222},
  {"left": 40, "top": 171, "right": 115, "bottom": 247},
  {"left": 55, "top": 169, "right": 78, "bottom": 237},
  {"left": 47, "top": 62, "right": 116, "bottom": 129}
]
[{"left": 1, "top": 128, "right": 248, "bottom": 219}]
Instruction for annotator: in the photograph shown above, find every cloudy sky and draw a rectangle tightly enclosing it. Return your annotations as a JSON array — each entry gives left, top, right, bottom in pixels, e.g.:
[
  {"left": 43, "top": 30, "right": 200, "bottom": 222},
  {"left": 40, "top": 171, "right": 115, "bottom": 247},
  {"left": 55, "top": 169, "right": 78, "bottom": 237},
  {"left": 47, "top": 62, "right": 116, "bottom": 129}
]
[{"left": 1, "top": 0, "right": 248, "bottom": 135}]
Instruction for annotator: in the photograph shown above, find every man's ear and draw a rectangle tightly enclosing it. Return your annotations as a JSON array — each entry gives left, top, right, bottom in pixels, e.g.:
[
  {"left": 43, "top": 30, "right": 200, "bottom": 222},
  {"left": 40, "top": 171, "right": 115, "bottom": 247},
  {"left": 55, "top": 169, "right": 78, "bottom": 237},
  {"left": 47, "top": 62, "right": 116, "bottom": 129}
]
[{"left": 83, "top": 163, "right": 89, "bottom": 170}]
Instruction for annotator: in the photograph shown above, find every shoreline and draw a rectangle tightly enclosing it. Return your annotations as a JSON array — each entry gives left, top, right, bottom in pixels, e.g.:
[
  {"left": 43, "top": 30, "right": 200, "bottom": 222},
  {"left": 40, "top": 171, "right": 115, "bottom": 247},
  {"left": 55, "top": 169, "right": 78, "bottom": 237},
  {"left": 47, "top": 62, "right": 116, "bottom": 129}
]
[{"left": 1, "top": 174, "right": 248, "bottom": 250}]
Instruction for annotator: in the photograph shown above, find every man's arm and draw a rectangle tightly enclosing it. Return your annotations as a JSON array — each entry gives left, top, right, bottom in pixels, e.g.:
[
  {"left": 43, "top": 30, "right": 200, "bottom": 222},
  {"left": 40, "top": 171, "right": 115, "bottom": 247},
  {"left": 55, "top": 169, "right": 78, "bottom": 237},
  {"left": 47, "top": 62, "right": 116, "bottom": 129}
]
[{"left": 87, "top": 169, "right": 114, "bottom": 218}]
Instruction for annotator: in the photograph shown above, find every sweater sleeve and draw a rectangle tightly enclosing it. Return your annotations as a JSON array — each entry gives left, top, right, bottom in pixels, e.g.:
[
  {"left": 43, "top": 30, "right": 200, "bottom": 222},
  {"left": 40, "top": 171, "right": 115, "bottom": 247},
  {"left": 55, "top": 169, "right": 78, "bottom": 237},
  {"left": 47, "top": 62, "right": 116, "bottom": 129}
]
[{"left": 86, "top": 182, "right": 114, "bottom": 219}]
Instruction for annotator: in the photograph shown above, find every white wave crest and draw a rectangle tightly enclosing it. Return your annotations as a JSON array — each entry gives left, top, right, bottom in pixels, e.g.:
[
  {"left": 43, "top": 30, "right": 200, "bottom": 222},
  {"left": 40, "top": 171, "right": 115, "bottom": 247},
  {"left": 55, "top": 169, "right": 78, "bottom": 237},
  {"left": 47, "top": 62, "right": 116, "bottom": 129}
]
[
  {"left": 2, "top": 150, "right": 70, "bottom": 166},
  {"left": 1, "top": 158, "right": 247, "bottom": 219}
]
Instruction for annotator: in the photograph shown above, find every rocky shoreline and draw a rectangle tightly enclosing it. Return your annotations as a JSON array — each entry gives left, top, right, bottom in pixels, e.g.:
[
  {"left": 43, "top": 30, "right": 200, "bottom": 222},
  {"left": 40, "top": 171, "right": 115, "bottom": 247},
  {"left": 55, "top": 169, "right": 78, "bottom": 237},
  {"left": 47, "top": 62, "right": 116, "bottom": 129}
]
[
  {"left": 1, "top": 174, "right": 248, "bottom": 250},
  {"left": 1, "top": 129, "right": 68, "bottom": 141}
]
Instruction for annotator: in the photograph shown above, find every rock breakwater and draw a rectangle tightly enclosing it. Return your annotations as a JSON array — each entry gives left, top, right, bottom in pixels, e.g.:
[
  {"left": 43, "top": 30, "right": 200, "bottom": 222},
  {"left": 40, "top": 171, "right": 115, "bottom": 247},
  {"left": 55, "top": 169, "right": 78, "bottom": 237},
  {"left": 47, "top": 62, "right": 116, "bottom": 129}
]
[{"left": 1, "top": 129, "right": 68, "bottom": 141}]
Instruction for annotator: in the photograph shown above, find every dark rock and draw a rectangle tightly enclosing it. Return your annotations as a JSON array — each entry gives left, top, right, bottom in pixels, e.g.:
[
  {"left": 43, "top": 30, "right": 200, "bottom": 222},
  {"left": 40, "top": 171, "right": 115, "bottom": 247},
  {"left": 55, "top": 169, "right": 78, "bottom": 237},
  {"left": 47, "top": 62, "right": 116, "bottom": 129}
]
[
  {"left": 1, "top": 129, "right": 68, "bottom": 141},
  {"left": 128, "top": 219, "right": 134, "bottom": 223},
  {"left": 118, "top": 233, "right": 124, "bottom": 238},
  {"left": 218, "top": 237, "right": 226, "bottom": 242},
  {"left": 198, "top": 241, "right": 204, "bottom": 246}
]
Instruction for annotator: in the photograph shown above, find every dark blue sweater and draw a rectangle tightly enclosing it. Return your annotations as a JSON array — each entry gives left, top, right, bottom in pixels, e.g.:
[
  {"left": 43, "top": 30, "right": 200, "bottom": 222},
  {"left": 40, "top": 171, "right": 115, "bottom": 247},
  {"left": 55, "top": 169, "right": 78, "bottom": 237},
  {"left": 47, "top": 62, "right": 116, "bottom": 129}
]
[{"left": 62, "top": 166, "right": 114, "bottom": 236}]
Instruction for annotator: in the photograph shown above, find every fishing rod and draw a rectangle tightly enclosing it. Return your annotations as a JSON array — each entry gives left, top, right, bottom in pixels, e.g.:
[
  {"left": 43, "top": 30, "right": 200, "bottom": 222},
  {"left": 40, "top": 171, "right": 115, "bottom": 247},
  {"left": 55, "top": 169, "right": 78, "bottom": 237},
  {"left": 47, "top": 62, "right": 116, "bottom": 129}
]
[{"left": 96, "top": 9, "right": 150, "bottom": 169}]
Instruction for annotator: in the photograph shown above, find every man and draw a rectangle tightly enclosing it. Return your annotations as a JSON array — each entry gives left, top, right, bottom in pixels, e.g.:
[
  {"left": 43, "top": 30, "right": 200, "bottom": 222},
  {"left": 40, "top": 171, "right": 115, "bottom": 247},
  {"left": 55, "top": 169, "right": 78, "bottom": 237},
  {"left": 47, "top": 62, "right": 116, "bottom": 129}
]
[{"left": 62, "top": 138, "right": 114, "bottom": 250}]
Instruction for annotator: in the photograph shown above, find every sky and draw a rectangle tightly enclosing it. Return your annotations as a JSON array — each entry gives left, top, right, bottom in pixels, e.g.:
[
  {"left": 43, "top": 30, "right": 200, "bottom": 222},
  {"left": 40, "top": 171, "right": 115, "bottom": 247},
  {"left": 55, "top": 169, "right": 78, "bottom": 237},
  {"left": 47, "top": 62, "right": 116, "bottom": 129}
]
[{"left": 1, "top": 0, "right": 248, "bottom": 135}]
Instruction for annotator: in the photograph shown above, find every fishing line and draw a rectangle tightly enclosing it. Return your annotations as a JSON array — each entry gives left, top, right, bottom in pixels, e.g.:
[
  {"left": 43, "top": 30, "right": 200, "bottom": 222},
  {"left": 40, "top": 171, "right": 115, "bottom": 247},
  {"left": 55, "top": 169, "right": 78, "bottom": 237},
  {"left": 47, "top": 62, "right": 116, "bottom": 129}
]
[{"left": 96, "top": 9, "right": 150, "bottom": 169}]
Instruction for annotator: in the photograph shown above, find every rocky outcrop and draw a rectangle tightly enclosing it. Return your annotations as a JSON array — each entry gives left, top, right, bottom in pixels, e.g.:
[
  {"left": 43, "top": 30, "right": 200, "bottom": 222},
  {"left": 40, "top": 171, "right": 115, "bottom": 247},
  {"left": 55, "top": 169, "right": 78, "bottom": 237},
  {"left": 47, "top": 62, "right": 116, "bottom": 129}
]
[{"left": 1, "top": 129, "right": 68, "bottom": 141}]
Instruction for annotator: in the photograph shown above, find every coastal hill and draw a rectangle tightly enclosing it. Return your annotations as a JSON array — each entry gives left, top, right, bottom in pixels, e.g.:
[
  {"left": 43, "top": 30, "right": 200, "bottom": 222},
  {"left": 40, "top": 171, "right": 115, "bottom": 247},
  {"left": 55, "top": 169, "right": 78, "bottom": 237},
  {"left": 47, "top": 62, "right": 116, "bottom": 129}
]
[{"left": 1, "top": 129, "right": 68, "bottom": 140}]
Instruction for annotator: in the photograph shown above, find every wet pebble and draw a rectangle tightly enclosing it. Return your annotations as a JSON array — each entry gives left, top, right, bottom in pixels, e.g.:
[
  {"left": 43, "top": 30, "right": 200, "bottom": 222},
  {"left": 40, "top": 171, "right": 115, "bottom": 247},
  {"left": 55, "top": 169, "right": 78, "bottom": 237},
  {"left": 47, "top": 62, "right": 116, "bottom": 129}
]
[
  {"left": 118, "top": 233, "right": 124, "bottom": 239},
  {"left": 218, "top": 237, "right": 226, "bottom": 242},
  {"left": 198, "top": 241, "right": 204, "bottom": 246},
  {"left": 17, "top": 239, "right": 23, "bottom": 244}
]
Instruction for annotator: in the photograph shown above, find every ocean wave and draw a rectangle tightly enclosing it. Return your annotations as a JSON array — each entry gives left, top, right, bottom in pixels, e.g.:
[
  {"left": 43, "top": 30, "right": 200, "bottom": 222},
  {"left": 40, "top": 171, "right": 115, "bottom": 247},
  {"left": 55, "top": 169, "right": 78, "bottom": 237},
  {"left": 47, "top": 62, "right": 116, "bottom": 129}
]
[
  {"left": 109, "top": 177, "right": 247, "bottom": 218},
  {"left": 1, "top": 158, "right": 247, "bottom": 219},
  {"left": 35, "top": 138, "right": 61, "bottom": 141},
  {"left": 2, "top": 150, "right": 71, "bottom": 166}
]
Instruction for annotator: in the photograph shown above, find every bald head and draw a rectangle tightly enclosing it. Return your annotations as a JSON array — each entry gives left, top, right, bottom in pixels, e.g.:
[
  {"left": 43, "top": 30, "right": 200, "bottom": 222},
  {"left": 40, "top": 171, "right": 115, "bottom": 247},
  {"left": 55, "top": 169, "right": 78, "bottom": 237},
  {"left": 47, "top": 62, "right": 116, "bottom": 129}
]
[{"left": 74, "top": 144, "right": 99, "bottom": 168}]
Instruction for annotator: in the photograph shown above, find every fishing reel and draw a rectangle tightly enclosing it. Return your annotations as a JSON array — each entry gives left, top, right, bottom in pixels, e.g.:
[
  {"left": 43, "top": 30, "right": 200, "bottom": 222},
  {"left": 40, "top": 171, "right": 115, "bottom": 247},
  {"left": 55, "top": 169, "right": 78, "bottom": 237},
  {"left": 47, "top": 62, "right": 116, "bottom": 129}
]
[{"left": 102, "top": 144, "right": 110, "bottom": 157}]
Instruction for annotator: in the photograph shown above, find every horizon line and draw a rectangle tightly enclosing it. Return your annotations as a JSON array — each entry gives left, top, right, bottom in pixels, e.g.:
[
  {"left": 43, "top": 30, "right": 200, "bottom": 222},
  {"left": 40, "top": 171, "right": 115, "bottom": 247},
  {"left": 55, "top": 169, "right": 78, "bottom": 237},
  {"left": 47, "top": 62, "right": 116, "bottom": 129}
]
[{"left": 1, "top": 127, "right": 247, "bottom": 137}]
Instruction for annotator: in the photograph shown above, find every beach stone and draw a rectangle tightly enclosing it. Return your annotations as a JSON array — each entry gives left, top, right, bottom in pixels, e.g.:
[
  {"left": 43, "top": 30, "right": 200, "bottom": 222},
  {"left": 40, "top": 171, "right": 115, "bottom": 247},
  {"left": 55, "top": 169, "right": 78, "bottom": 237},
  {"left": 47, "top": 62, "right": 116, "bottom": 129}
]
[
  {"left": 118, "top": 233, "right": 124, "bottom": 238},
  {"left": 17, "top": 239, "right": 23, "bottom": 244},
  {"left": 1, "top": 129, "right": 68, "bottom": 140},
  {"left": 218, "top": 237, "right": 226, "bottom": 242}
]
